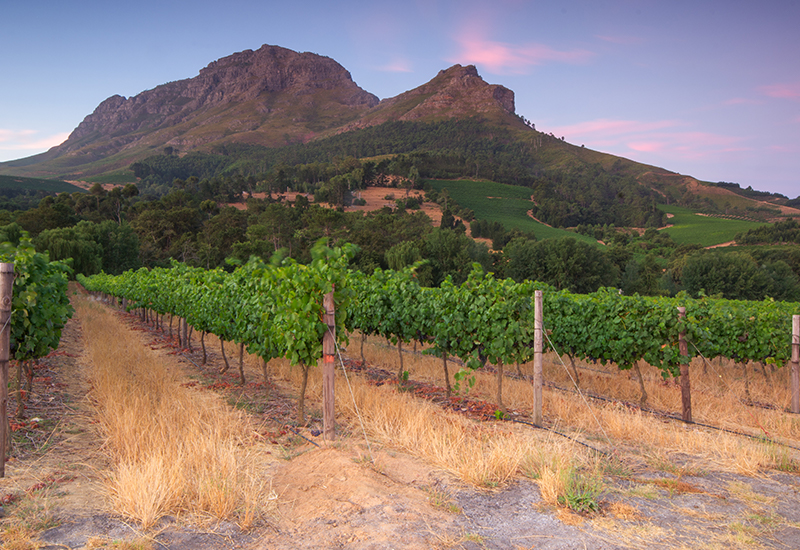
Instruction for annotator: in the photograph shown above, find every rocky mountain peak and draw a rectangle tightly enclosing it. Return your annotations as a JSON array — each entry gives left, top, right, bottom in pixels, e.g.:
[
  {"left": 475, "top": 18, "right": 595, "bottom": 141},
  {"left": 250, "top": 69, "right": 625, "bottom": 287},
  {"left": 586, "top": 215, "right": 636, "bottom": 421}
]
[
  {"left": 7, "top": 47, "right": 520, "bottom": 178},
  {"left": 345, "top": 64, "right": 516, "bottom": 131},
  {"left": 55, "top": 45, "right": 379, "bottom": 156}
]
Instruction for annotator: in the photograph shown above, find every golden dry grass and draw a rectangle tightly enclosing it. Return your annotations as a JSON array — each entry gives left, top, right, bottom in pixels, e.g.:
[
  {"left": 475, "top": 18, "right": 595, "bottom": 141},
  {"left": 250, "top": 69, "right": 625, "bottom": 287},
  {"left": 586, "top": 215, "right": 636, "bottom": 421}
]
[
  {"left": 159, "top": 328, "right": 797, "bottom": 506},
  {"left": 340, "top": 333, "right": 799, "bottom": 477},
  {"left": 77, "top": 299, "right": 277, "bottom": 529},
  {"left": 231, "top": 334, "right": 594, "bottom": 494},
  {"left": 358, "top": 333, "right": 799, "bottom": 442}
]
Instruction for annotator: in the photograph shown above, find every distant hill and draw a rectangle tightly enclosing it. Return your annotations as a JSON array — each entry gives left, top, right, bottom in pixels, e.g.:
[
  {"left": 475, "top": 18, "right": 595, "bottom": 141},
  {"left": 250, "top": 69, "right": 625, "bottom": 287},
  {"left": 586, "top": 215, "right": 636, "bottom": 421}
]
[{"left": 1, "top": 44, "right": 795, "bottom": 226}]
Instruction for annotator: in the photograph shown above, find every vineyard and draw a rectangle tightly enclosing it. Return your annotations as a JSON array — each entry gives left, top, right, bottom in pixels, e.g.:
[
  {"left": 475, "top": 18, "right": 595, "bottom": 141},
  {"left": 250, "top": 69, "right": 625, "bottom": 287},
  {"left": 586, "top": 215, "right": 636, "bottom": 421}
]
[
  {"left": 76, "top": 241, "right": 800, "bottom": 425},
  {"left": 3, "top": 242, "right": 800, "bottom": 548},
  {"left": 0, "top": 238, "right": 73, "bottom": 477}
]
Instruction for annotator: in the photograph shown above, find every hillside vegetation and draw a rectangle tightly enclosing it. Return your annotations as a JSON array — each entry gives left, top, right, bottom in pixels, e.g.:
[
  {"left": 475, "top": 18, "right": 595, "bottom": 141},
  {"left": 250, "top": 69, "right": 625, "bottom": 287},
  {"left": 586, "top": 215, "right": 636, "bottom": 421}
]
[
  {"left": 658, "top": 205, "right": 765, "bottom": 246},
  {"left": 2, "top": 43, "right": 794, "bottom": 229},
  {"left": 427, "top": 179, "right": 597, "bottom": 243},
  {"left": 0, "top": 175, "right": 82, "bottom": 194}
]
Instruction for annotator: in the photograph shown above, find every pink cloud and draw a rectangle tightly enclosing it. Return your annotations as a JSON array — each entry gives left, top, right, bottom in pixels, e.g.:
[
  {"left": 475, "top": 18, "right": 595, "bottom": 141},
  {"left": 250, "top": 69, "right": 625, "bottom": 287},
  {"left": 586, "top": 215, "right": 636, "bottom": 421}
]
[
  {"left": 723, "top": 97, "right": 762, "bottom": 106},
  {"left": 770, "top": 144, "right": 798, "bottom": 153},
  {"left": 0, "top": 129, "right": 69, "bottom": 151},
  {"left": 545, "top": 118, "right": 747, "bottom": 162},
  {"left": 378, "top": 58, "right": 413, "bottom": 73},
  {"left": 0, "top": 129, "right": 36, "bottom": 143},
  {"left": 759, "top": 82, "right": 800, "bottom": 101},
  {"left": 628, "top": 141, "right": 666, "bottom": 153},
  {"left": 549, "top": 118, "right": 680, "bottom": 137},
  {"left": 450, "top": 30, "right": 594, "bottom": 74}
]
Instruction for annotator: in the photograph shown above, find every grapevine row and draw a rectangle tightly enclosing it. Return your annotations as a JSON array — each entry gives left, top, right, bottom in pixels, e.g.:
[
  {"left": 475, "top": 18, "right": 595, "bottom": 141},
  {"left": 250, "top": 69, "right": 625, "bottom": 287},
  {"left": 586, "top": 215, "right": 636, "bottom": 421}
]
[
  {"left": 80, "top": 254, "right": 798, "bottom": 409},
  {"left": 1, "top": 237, "right": 74, "bottom": 365},
  {"left": 1, "top": 236, "right": 73, "bottom": 475}
]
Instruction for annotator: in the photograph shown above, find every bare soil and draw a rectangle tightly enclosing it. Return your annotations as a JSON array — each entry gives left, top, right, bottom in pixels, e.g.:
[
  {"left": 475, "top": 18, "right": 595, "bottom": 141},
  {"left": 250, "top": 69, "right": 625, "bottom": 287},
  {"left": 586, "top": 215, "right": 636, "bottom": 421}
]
[{"left": 2, "top": 295, "right": 800, "bottom": 549}]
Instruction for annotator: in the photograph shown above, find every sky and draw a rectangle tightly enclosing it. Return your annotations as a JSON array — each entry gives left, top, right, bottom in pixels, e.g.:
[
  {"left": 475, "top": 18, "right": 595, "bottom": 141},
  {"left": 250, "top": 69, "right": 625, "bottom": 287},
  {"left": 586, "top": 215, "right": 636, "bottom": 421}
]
[{"left": 1, "top": 0, "right": 798, "bottom": 198}]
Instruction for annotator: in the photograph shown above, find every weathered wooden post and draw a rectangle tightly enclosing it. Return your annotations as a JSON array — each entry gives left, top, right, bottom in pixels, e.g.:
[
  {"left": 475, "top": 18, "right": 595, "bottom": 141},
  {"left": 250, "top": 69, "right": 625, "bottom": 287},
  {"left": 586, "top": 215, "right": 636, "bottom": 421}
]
[
  {"left": 533, "top": 290, "right": 543, "bottom": 425},
  {"left": 322, "top": 289, "right": 336, "bottom": 440},
  {"left": 678, "top": 306, "right": 692, "bottom": 423},
  {"left": 0, "top": 263, "right": 14, "bottom": 477},
  {"left": 791, "top": 315, "right": 799, "bottom": 414}
]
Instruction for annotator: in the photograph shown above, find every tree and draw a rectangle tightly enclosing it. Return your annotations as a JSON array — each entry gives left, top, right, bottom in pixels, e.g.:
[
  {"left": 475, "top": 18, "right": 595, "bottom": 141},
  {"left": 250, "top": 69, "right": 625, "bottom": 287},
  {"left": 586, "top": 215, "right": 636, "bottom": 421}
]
[
  {"left": 385, "top": 241, "right": 423, "bottom": 270},
  {"left": 504, "top": 237, "right": 617, "bottom": 293},
  {"left": 420, "top": 228, "right": 492, "bottom": 286},
  {"left": 33, "top": 226, "right": 103, "bottom": 276},
  {"left": 682, "top": 251, "right": 771, "bottom": 300},
  {"left": 87, "top": 220, "right": 140, "bottom": 275},
  {"left": 621, "top": 255, "right": 662, "bottom": 296}
]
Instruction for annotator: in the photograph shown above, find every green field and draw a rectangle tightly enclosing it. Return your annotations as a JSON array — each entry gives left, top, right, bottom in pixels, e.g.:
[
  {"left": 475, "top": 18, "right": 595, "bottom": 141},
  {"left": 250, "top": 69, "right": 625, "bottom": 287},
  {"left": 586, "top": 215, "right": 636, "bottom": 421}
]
[
  {"left": 84, "top": 169, "right": 137, "bottom": 184},
  {"left": 0, "top": 175, "right": 84, "bottom": 194},
  {"left": 427, "top": 179, "right": 598, "bottom": 243},
  {"left": 657, "top": 205, "right": 764, "bottom": 247}
]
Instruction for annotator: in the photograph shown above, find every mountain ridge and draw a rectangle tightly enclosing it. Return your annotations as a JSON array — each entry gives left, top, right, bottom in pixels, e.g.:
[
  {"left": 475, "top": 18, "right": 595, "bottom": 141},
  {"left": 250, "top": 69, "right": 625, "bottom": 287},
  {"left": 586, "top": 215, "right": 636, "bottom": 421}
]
[
  {"left": 0, "top": 44, "right": 792, "bottom": 220},
  {"left": 0, "top": 45, "right": 526, "bottom": 180},
  {"left": 52, "top": 45, "right": 380, "bottom": 158}
]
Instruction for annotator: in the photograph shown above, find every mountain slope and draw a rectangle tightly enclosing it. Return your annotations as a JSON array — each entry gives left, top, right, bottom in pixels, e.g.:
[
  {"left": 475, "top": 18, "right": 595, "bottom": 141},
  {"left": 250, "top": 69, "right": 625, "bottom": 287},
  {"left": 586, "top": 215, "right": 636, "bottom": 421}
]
[
  {"left": 341, "top": 64, "right": 520, "bottom": 131},
  {"left": 1, "top": 45, "right": 378, "bottom": 178},
  {"left": 0, "top": 44, "right": 791, "bottom": 222}
]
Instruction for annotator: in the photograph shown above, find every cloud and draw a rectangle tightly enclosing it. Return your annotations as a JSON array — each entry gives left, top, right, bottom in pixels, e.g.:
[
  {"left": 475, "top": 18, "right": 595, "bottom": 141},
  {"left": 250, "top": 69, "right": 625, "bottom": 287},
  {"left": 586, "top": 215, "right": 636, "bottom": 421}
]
[
  {"left": 0, "top": 129, "right": 69, "bottom": 151},
  {"left": 545, "top": 118, "right": 746, "bottom": 161},
  {"left": 723, "top": 97, "right": 762, "bottom": 106},
  {"left": 449, "top": 24, "right": 594, "bottom": 74},
  {"left": 0, "top": 129, "right": 36, "bottom": 143},
  {"left": 377, "top": 57, "right": 413, "bottom": 73},
  {"left": 770, "top": 144, "right": 798, "bottom": 153},
  {"left": 759, "top": 82, "right": 800, "bottom": 101},
  {"left": 548, "top": 118, "right": 681, "bottom": 137}
]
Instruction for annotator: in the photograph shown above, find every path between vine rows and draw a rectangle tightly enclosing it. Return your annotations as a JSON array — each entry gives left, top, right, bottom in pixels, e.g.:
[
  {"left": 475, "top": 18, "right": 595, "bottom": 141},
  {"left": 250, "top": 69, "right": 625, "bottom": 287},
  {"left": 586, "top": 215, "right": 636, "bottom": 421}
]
[{"left": 2, "top": 292, "right": 800, "bottom": 549}]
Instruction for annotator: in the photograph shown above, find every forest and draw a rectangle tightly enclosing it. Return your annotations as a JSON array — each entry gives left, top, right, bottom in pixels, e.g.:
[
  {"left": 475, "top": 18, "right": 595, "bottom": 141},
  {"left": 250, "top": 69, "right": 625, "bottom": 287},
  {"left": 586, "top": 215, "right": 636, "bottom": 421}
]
[
  {"left": 2, "top": 157, "right": 799, "bottom": 302},
  {"left": 129, "top": 119, "right": 666, "bottom": 229}
]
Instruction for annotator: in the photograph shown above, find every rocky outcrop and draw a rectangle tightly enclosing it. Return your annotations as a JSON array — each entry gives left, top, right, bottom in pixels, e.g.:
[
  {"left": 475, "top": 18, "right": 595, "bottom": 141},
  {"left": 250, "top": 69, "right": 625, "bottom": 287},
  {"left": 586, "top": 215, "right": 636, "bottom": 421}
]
[
  {"left": 345, "top": 64, "right": 517, "bottom": 130},
  {"left": 4, "top": 48, "right": 523, "bottom": 179},
  {"left": 55, "top": 45, "right": 379, "bottom": 155}
]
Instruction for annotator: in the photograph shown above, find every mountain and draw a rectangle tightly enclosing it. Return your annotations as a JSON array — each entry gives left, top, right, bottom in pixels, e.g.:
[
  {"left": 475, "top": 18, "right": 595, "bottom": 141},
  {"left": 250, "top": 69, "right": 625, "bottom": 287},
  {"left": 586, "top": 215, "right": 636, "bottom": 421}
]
[
  {"left": 0, "top": 44, "right": 792, "bottom": 222},
  {"left": 344, "top": 64, "right": 517, "bottom": 129},
  {"left": 1, "top": 45, "right": 379, "bottom": 177},
  {"left": 0, "top": 47, "right": 530, "bottom": 181}
]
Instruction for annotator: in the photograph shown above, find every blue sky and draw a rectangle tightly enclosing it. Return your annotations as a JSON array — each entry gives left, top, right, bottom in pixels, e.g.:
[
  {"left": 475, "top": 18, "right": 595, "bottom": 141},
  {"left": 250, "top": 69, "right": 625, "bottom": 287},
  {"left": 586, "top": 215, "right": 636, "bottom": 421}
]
[{"left": 2, "top": 0, "right": 798, "bottom": 198}]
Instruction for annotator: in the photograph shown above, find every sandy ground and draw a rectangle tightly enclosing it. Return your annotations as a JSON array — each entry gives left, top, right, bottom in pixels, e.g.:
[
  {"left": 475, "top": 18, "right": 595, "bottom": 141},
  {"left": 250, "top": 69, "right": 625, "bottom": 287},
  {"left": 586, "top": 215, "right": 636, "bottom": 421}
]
[{"left": 230, "top": 187, "right": 445, "bottom": 228}]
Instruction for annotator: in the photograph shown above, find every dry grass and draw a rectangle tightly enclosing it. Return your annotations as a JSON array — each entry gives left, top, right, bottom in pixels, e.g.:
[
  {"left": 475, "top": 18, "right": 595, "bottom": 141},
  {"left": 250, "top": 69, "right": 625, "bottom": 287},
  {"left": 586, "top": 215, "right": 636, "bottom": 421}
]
[
  {"left": 358, "top": 332, "right": 800, "bottom": 445},
  {"left": 166, "top": 329, "right": 796, "bottom": 507},
  {"left": 607, "top": 501, "right": 644, "bottom": 521},
  {"left": 339, "top": 379, "right": 528, "bottom": 486},
  {"left": 85, "top": 536, "right": 154, "bottom": 550},
  {"left": 0, "top": 487, "right": 60, "bottom": 550},
  {"left": 77, "top": 299, "right": 277, "bottom": 529},
  {"left": 243, "top": 335, "right": 593, "bottom": 491},
  {"left": 339, "top": 333, "right": 799, "bottom": 478}
]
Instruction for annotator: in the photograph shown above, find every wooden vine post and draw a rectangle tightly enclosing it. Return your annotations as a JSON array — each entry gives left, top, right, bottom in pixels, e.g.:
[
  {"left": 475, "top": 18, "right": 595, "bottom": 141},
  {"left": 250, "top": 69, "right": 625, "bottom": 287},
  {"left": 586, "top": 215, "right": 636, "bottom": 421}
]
[
  {"left": 791, "top": 315, "right": 799, "bottom": 414},
  {"left": 533, "top": 290, "right": 543, "bottom": 425},
  {"left": 0, "top": 263, "right": 13, "bottom": 477},
  {"left": 322, "top": 289, "right": 336, "bottom": 440},
  {"left": 677, "top": 306, "right": 692, "bottom": 423}
]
